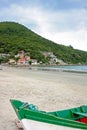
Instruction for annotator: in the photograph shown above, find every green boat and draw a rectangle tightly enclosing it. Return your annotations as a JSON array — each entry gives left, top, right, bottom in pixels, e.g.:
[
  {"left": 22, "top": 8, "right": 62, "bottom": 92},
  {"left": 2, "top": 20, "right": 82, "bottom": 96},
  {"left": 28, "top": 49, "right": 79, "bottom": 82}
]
[{"left": 10, "top": 99, "right": 87, "bottom": 130}]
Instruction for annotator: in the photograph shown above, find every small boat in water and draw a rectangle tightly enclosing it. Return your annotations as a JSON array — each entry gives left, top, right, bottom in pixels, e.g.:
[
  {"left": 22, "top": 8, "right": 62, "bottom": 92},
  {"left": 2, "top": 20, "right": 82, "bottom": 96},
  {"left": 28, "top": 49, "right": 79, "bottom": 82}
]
[{"left": 10, "top": 99, "right": 87, "bottom": 130}]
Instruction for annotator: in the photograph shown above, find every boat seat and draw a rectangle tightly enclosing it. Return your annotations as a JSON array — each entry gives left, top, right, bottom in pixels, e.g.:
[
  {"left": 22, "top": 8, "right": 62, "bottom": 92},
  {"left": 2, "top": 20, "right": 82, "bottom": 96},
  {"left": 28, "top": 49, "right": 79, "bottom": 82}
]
[{"left": 73, "top": 112, "right": 87, "bottom": 117}]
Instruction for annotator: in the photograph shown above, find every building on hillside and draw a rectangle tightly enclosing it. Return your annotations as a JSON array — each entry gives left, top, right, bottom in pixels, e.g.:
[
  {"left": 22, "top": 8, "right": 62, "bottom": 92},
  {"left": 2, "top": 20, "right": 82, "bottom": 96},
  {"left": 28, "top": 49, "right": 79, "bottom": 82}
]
[
  {"left": 42, "top": 51, "right": 66, "bottom": 65},
  {"left": 0, "top": 53, "right": 10, "bottom": 58},
  {"left": 16, "top": 50, "right": 30, "bottom": 65},
  {"left": 42, "top": 52, "right": 53, "bottom": 57},
  {"left": 25, "top": 55, "right": 30, "bottom": 61},
  {"left": 8, "top": 59, "right": 16, "bottom": 65},
  {"left": 17, "top": 58, "right": 26, "bottom": 65},
  {"left": 16, "top": 50, "right": 25, "bottom": 58},
  {"left": 17, "top": 56, "right": 30, "bottom": 65},
  {"left": 31, "top": 59, "right": 38, "bottom": 65},
  {"left": 42, "top": 52, "right": 58, "bottom": 64}
]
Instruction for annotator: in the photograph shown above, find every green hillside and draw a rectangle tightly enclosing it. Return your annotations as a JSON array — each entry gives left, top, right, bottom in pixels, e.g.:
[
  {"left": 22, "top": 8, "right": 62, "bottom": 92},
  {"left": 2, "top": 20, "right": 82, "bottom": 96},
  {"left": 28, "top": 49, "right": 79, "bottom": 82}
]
[{"left": 0, "top": 21, "right": 87, "bottom": 64}]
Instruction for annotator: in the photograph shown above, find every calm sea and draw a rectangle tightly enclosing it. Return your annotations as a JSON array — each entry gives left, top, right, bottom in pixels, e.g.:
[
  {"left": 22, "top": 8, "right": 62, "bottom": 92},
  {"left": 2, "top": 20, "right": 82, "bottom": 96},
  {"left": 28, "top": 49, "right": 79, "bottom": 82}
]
[{"left": 33, "top": 65, "right": 87, "bottom": 73}]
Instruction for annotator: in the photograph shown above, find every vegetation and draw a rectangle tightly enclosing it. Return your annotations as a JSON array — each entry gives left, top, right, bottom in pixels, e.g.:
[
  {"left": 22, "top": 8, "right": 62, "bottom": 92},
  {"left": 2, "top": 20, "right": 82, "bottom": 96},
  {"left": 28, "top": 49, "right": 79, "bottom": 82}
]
[
  {"left": 0, "top": 57, "right": 9, "bottom": 63},
  {"left": 0, "top": 21, "right": 87, "bottom": 64}
]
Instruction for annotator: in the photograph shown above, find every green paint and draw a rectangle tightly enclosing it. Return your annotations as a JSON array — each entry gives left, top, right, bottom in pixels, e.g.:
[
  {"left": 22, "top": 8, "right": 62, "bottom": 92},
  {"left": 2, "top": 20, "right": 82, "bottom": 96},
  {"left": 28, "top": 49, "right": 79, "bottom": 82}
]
[{"left": 10, "top": 99, "right": 87, "bottom": 129}]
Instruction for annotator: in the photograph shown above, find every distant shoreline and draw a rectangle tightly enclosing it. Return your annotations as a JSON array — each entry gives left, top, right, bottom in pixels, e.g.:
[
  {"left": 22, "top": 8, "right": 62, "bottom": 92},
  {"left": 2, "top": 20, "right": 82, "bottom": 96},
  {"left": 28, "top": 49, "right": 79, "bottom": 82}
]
[
  {"left": 29, "top": 66, "right": 87, "bottom": 73},
  {"left": 2, "top": 64, "right": 87, "bottom": 73}
]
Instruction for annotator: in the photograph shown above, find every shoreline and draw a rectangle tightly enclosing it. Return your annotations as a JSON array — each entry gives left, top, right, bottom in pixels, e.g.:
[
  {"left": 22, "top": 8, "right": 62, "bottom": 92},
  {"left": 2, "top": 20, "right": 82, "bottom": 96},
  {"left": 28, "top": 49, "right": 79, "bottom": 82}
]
[
  {"left": 29, "top": 66, "right": 87, "bottom": 73},
  {"left": 0, "top": 66, "right": 87, "bottom": 130},
  {"left": 2, "top": 64, "right": 87, "bottom": 73}
]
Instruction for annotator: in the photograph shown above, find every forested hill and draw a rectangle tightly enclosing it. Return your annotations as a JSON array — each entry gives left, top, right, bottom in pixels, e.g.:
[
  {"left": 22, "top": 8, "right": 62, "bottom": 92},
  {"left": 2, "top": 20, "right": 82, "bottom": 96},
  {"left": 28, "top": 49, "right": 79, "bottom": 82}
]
[{"left": 0, "top": 21, "right": 87, "bottom": 64}]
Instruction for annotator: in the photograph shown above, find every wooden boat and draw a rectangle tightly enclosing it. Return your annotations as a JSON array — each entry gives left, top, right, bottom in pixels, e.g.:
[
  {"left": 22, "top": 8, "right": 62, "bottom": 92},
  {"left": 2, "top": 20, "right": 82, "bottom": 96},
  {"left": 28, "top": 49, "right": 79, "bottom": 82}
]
[{"left": 10, "top": 99, "right": 87, "bottom": 130}]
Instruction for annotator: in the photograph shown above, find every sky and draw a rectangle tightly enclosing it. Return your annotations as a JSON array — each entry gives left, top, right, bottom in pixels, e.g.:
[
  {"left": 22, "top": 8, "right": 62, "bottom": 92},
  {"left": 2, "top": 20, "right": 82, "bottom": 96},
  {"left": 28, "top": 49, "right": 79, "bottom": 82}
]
[{"left": 0, "top": 0, "right": 87, "bottom": 51}]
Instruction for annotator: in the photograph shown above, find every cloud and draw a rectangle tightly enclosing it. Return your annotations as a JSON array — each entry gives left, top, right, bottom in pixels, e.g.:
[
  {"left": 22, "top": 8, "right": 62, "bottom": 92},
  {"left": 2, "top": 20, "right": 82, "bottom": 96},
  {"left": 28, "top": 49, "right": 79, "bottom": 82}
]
[
  {"left": 0, "top": 3, "right": 87, "bottom": 51},
  {"left": 47, "top": 30, "right": 87, "bottom": 51}
]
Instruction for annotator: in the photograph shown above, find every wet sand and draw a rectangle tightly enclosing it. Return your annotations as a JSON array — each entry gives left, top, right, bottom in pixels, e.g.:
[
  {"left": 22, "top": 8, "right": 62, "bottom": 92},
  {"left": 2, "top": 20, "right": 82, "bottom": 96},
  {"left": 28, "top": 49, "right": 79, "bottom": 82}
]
[{"left": 0, "top": 66, "right": 87, "bottom": 130}]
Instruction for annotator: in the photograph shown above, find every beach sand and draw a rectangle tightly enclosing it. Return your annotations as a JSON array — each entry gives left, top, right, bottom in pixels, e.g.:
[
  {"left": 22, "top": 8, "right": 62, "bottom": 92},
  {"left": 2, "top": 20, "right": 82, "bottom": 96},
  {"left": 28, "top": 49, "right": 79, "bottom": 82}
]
[{"left": 0, "top": 66, "right": 87, "bottom": 130}]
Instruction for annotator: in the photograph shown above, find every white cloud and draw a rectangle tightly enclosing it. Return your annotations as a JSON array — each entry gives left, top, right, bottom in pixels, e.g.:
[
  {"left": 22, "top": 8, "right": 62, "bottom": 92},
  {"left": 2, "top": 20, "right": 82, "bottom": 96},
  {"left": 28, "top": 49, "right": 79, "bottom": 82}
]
[
  {"left": 0, "top": 4, "right": 87, "bottom": 51},
  {"left": 45, "top": 29, "right": 87, "bottom": 51}
]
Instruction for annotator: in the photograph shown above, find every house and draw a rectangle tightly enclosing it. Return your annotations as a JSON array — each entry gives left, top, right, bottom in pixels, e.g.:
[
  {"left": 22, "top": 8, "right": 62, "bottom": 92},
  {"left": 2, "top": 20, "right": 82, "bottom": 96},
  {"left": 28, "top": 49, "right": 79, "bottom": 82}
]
[
  {"left": 42, "top": 52, "right": 53, "bottom": 57},
  {"left": 17, "top": 50, "right": 30, "bottom": 65},
  {"left": 25, "top": 55, "right": 30, "bottom": 61},
  {"left": 0, "top": 53, "right": 10, "bottom": 58},
  {"left": 17, "top": 58, "right": 26, "bottom": 65},
  {"left": 8, "top": 59, "right": 16, "bottom": 65},
  {"left": 31, "top": 59, "right": 38, "bottom": 65},
  {"left": 42, "top": 52, "right": 58, "bottom": 64},
  {"left": 17, "top": 56, "right": 30, "bottom": 65},
  {"left": 17, "top": 50, "right": 25, "bottom": 58}
]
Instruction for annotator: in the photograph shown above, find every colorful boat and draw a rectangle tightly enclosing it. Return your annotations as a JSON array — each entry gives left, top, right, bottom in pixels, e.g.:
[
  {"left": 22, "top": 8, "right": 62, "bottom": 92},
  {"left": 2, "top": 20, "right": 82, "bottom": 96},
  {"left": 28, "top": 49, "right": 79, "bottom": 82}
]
[{"left": 10, "top": 99, "right": 87, "bottom": 130}]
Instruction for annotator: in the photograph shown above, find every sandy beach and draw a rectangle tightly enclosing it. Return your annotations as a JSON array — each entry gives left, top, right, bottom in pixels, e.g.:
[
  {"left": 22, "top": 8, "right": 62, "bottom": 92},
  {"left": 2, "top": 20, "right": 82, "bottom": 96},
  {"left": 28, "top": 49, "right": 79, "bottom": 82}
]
[{"left": 0, "top": 66, "right": 87, "bottom": 130}]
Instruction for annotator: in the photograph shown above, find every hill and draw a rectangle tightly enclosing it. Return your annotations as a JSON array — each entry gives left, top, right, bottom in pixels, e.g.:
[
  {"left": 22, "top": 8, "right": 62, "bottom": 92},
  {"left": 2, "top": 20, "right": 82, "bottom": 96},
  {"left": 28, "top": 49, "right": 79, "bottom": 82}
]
[{"left": 0, "top": 21, "right": 87, "bottom": 64}]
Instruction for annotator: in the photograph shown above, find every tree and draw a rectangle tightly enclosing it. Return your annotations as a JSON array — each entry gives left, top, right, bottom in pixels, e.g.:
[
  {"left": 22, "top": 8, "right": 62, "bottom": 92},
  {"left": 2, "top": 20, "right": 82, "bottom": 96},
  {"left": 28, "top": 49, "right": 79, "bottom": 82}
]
[
  {"left": 0, "top": 57, "right": 9, "bottom": 63},
  {"left": 28, "top": 60, "right": 32, "bottom": 65}
]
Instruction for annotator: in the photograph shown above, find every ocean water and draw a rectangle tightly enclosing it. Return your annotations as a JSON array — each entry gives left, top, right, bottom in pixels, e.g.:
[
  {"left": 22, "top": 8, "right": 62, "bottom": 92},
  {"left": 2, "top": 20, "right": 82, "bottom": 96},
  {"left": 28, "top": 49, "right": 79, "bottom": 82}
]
[
  {"left": 50, "top": 65, "right": 87, "bottom": 72},
  {"left": 33, "top": 65, "right": 87, "bottom": 73}
]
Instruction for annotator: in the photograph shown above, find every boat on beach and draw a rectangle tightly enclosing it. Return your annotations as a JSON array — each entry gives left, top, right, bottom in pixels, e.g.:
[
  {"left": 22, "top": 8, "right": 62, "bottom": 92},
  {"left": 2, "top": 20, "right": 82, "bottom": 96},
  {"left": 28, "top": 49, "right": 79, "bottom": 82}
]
[{"left": 10, "top": 99, "right": 87, "bottom": 130}]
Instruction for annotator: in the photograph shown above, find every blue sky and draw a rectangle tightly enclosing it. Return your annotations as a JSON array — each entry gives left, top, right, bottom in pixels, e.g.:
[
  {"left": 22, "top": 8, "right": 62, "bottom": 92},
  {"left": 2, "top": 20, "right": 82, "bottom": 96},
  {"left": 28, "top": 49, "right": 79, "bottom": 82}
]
[{"left": 0, "top": 0, "right": 87, "bottom": 51}]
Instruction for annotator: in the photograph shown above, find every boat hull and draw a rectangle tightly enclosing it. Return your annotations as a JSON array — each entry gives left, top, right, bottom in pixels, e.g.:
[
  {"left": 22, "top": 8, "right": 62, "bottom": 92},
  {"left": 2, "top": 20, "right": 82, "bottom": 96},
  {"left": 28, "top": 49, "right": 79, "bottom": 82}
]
[{"left": 21, "top": 119, "right": 79, "bottom": 130}]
